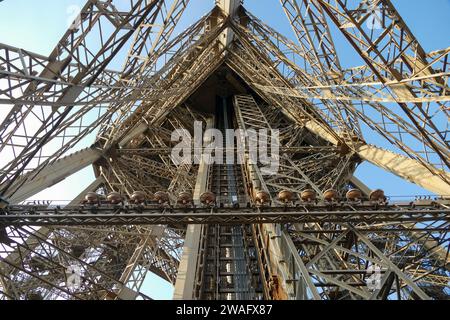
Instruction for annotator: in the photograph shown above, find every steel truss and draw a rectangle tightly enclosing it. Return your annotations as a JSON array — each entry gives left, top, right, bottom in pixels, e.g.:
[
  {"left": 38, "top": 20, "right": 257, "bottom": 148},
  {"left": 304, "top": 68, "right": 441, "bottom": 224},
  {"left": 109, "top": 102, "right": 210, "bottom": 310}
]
[
  {"left": 0, "top": 0, "right": 449, "bottom": 300},
  {"left": 1, "top": 202, "right": 449, "bottom": 226}
]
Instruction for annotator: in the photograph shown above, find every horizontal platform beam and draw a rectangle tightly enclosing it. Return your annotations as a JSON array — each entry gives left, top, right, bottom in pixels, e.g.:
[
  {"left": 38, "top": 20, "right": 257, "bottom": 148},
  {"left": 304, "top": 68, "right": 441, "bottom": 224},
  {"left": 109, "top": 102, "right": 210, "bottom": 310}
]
[
  {"left": 119, "top": 146, "right": 339, "bottom": 156},
  {"left": 1, "top": 204, "right": 448, "bottom": 226}
]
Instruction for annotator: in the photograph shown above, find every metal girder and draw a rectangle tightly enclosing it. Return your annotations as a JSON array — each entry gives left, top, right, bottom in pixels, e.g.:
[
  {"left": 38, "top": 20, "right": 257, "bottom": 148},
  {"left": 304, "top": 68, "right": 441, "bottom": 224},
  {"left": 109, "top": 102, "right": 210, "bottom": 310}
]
[
  {"left": 315, "top": 0, "right": 450, "bottom": 170},
  {"left": 106, "top": 11, "right": 228, "bottom": 146},
  {"left": 280, "top": 230, "right": 322, "bottom": 299},
  {"left": 1, "top": 203, "right": 449, "bottom": 226},
  {"left": 233, "top": 11, "right": 449, "bottom": 179},
  {"left": 229, "top": 63, "right": 447, "bottom": 299},
  {"left": 258, "top": 75, "right": 450, "bottom": 103},
  {"left": 280, "top": 0, "right": 342, "bottom": 79},
  {"left": 120, "top": 0, "right": 191, "bottom": 83},
  {"left": 288, "top": 225, "right": 443, "bottom": 300},
  {"left": 174, "top": 117, "right": 212, "bottom": 300},
  {"left": 228, "top": 18, "right": 347, "bottom": 143},
  {"left": 279, "top": 0, "right": 362, "bottom": 137},
  {"left": 1, "top": 224, "right": 180, "bottom": 300},
  {"left": 0, "top": 176, "right": 107, "bottom": 299},
  {"left": 98, "top": 11, "right": 214, "bottom": 146},
  {"left": 233, "top": 94, "right": 354, "bottom": 300},
  {"left": 3, "top": 148, "right": 102, "bottom": 204},
  {"left": 216, "top": 0, "right": 242, "bottom": 47},
  {"left": 356, "top": 144, "right": 450, "bottom": 196},
  {"left": 114, "top": 21, "right": 228, "bottom": 147},
  {"left": 233, "top": 95, "right": 354, "bottom": 197},
  {"left": 0, "top": 225, "right": 136, "bottom": 300},
  {"left": 114, "top": 226, "right": 165, "bottom": 300},
  {"left": 0, "top": 0, "right": 193, "bottom": 205},
  {"left": 1, "top": 0, "right": 449, "bottom": 301},
  {"left": 173, "top": 224, "right": 203, "bottom": 299},
  {"left": 342, "top": 138, "right": 449, "bottom": 196},
  {"left": 351, "top": 176, "right": 450, "bottom": 268},
  {"left": 0, "top": 1, "right": 164, "bottom": 195},
  {"left": 119, "top": 155, "right": 175, "bottom": 181},
  {"left": 228, "top": 35, "right": 450, "bottom": 194},
  {"left": 216, "top": 0, "right": 242, "bottom": 16},
  {"left": 99, "top": 0, "right": 192, "bottom": 147},
  {"left": 1, "top": 170, "right": 177, "bottom": 300},
  {"left": 0, "top": 177, "right": 105, "bottom": 276},
  {"left": 351, "top": 227, "right": 431, "bottom": 300}
]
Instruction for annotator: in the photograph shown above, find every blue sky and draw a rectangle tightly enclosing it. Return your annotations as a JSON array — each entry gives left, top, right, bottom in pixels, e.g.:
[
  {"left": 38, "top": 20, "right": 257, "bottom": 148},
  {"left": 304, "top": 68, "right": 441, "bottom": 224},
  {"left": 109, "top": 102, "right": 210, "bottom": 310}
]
[{"left": 0, "top": 0, "right": 449, "bottom": 299}]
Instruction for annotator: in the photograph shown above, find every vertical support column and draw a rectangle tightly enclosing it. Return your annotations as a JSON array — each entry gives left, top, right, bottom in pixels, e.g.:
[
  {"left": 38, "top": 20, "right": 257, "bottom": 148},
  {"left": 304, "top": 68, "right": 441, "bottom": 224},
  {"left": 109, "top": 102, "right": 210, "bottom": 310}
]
[
  {"left": 216, "top": 0, "right": 242, "bottom": 49},
  {"left": 173, "top": 225, "right": 203, "bottom": 300},
  {"left": 173, "top": 118, "right": 214, "bottom": 300}
]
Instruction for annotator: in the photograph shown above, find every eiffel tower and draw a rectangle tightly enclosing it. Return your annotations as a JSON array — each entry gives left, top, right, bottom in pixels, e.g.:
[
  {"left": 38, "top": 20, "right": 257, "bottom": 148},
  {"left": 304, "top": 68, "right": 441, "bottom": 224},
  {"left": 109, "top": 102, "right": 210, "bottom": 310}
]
[{"left": 0, "top": 0, "right": 449, "bottom": 300}]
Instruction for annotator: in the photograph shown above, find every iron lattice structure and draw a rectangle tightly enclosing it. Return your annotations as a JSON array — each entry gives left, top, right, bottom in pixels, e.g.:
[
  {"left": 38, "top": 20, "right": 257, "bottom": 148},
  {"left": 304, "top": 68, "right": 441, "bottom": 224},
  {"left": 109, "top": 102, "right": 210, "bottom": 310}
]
[{"left": 0, "top": 0, "right": 449, "bottom": 300}]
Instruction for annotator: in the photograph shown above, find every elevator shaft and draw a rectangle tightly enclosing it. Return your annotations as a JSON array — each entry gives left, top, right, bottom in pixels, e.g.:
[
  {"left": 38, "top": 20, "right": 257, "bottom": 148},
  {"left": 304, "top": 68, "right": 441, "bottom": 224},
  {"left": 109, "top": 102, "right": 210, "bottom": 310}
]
[{"left": 195, "top": 97, "right": 263, "bottom": 300}]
